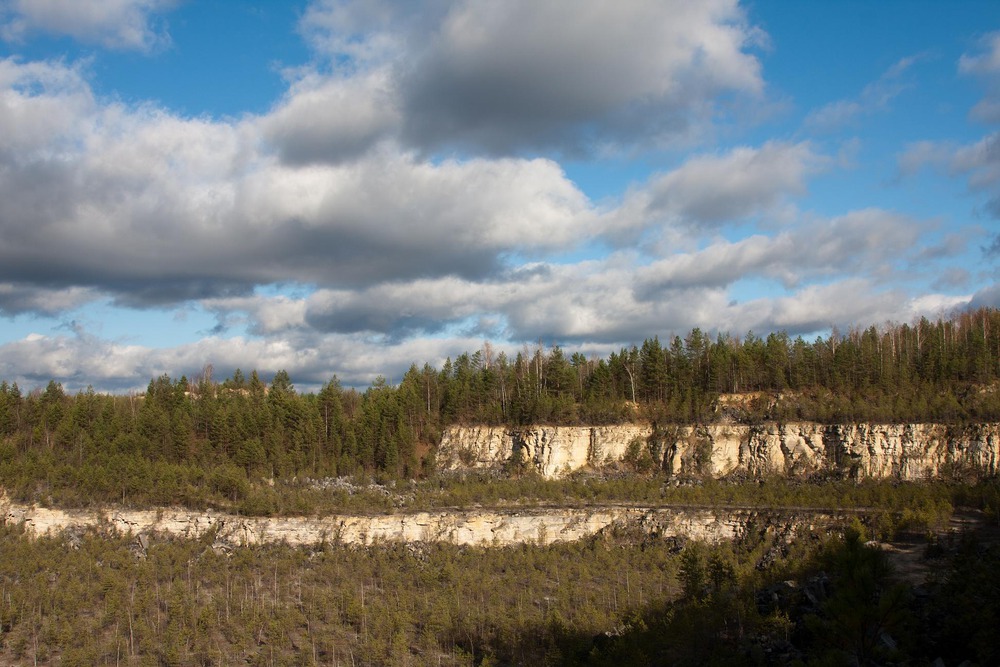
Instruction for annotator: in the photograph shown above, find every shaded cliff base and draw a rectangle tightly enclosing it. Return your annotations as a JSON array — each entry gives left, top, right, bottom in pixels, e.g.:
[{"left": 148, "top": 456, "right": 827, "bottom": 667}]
[
  {"left": 438, "top": 421, "right": 1000, "bottom": 480},
  {"left": 576, "top": 516, "right": 1000, "bottom": 667}
]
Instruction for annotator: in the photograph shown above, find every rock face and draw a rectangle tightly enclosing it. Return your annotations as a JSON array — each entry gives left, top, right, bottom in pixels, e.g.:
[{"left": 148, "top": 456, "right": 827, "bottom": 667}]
[
  {"left": 0, "top": 499, "right": 840, "bottom": 549},
  {"left": 438, "top": 422, "right": 1000, "bottom": 480},
  {"left": 438, "top": 424, "right": 651, "bottom": 478}
]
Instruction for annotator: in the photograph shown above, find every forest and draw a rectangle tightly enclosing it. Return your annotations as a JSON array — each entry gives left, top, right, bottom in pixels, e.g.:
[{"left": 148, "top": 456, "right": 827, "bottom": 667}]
[
  {"left": 2, "top": 308, "right": 1000, "bottom": 665},
  {"left": 0, "top": 505, "right": 998, "bottom": 665},
  {"left": 3, "top": 307, "right": 1000, "bottom": 492}
]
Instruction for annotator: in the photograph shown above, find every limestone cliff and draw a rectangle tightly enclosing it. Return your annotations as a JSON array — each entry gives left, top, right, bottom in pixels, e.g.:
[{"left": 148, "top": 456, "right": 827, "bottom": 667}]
[
  {"left": 1, "top": 500, "right": 841, "bottom": 549},
  {"left": 438, "top": 422, "right": 1000, "bottom": 480},
  {"left": 437, "top": 424, "right": 651, "bottom": 477}
]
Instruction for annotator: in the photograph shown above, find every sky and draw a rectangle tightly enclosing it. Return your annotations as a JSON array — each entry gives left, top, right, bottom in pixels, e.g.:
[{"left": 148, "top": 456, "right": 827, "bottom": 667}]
[{"left": 0, "top": 0, "right": 999, "bottom": 393}]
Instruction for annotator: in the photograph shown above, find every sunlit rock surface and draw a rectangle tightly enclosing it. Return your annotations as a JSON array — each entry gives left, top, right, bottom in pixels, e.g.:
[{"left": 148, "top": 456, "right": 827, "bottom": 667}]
[
  {"left": 0, "top": 500, "right": 839, "bottom": 548},
  {"left": 439, "top": 422, "right": 1000, "bottom": 480}
]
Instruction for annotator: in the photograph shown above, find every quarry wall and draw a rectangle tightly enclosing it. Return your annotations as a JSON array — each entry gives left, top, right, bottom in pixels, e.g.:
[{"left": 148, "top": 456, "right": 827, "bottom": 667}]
[
  {"left": 437, "top": 422, "right": 1000, "bottom": 480},
  {"left": 1, "top": 500, "right": 842, "bottom": 549}
]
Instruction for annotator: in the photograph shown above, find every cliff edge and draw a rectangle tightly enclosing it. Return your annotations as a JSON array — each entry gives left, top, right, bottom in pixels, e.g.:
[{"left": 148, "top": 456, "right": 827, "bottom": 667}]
[{"left": 437, "top": 422, "right": 1000, "bottom": 480}]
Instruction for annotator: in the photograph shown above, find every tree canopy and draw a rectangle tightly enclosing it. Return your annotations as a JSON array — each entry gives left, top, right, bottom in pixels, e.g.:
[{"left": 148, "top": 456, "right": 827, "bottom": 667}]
[{"left": 3, "top": 308, "right": 1000, "bottom": 488}]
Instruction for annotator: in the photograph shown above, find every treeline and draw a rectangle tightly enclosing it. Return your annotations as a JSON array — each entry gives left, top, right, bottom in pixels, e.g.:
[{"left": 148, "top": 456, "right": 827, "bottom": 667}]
[
  {"left": 2, "top": 308, "right": 1000, "bottom": 487},
  {"left": 436, "top": 306, "right": 1000, "bottom": 425},
  {"left": 0, "top": 369, "right": 431, "bottom": 501}
]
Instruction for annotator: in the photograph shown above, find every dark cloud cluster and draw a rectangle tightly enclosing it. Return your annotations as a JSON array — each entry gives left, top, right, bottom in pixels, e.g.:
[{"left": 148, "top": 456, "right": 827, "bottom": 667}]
[
  {"left": 395, "top": 0, "right": 762, "bottom": 156},
  {"left": 290, "top": 0, "right": 764, "bottom": 160}
]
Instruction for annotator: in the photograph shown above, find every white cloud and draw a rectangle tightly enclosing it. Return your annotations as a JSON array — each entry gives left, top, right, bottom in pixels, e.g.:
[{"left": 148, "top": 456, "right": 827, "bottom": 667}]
[
  {"left": 959, "top": 32, "right": 1000, "bottom": 76},
  {"left": 0, "top": 59, "right": 600, "bottom": 305},
  {"left": 804, "top": 55, "right": 920, "bottom": 132},
  {"left": 950, "top": 133, "right": 1000, "bottom": 189},
  {"left": 911, "top": 292, "right": 974, "bottom": 317},
  {"left": 627, "top": 141, "right": 822, "bottom": 229},
  {"left": 0, "top": 0, "right": 176, "bottom": 51},
  {"left": 898, "top": 133, "right": 1000, "bottom": 219},
  {"left": 293, "top": 207, "right": 924, "bottom": 345},
  {"left": 896, "top": 36, "right": 1000, "bottom": 226},
  {"left": 298, "top": 0, "right": 411, "bottom": 66},
  {"left": 960, "top": 31, "right": 1000, "bottom": 123},
  {"left": 0, "top": 326, "right": 486, "bottom": 392},
  {"left": 0, "top": 58, "right": 95, "bottom": 159},
  {"left": 259, "top": 68, "right": 401, "bottom": 164},
  {"left": 804, "top": 100, "right": 863, "bottom": 132},
  {"left": 0, "top": 4, "right": 977, "bottom": 392},
  {"left": 0, "top": 283, "right": 100, "bottom": 315},
  {"left": 0, "top": 261, "right": 967, "bottom": 393},
  {"left": 201, "top": 294, "right": 308, "bottom": 336},
  {"left": 897, "top": 140, "right": 956, "bottom": 175},
  {"left": 733, "top": 280, "right": 906, "bottom": 333}
]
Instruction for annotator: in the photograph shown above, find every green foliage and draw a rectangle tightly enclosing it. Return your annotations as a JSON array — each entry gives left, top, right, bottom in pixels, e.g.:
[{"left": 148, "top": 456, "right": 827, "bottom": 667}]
[
  {"left": 802, "top": 525, "right": 914, "bottom": 664},
  {"left": 622, "top": 437, "right": 656, "bottom": 474},
  {"left": 577, "top": 522, "right": 1000, "bottom": 666},
  {"left": 0, "top": 524, "right": 687, "bottom": 666},
  {"left": 922, "top": 536, "right": 1000, "bottom": 664},
  {"left": 3, "top": 308, "right": 1000, "bottom": 512}
]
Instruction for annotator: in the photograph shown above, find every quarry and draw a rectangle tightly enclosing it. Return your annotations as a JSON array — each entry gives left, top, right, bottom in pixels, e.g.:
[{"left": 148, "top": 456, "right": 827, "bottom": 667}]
[{"left": 4, "top": 420, "right": 995, "bottom": 549}]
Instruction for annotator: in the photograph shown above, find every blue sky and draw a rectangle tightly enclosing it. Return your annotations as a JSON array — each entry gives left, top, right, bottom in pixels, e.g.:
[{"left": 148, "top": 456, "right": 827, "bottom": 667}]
[{"left": 0, "top": 0, "right": 998, "bottom": 392}]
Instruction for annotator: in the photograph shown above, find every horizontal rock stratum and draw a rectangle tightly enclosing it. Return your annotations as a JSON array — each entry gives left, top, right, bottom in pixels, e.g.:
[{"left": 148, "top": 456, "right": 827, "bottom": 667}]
[
  {"left": 1, "top": 500, "right": 845, "bottom": 549},
  {"left": 436, "top": 422, "right": 1000, "bottom": 479}
]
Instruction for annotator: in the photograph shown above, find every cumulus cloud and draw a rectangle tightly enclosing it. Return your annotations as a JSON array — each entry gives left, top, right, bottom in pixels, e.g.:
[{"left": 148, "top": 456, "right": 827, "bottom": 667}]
[
  {"left": 0, "top": 0, "right": 176, "bottom": 51},
  {"left": 0, "top": 283, "right": 100, "bottom": 316},
  {"left": 0, "top": 326, "right": 485, "bottom": 392},
  {"left": 914, "top": 231, "right": 976, "bottom": 262},
  {"left": 950, "top": 133, "right": 1000, "bottom": 190},
  {"left": 731, "top": 281, "right": 907, "bottom": 334},
  {"left": 897, "top": 140, "right": 956, "bottom": 176},
  {"left": 0, "top": 58, "right": 95, "bottom": 160},
  {"left": 0, "top": 283, "right": 891, "bottom": 392},
  {"left": 259, "top": 68, "right": 401, "bottom": 165},
  {"left": 911, "top": 32, "right": 1000, "bottom": 225},
  {"left": 804, "top": 100, "right": 863, "bottom": 132},
  {"left": 899, "top": 133, "right": 1000, "bottom": 220},
  {"left": 969, "top": 282, "right": 1000, "bottom": 309},
  {"left": 0, "top": 259, "right": 966, "bottom": 393},
  {"left": 0, "top": 3, "right": 974, "bottom": 392},
  {"left": 0, "top": 59, "right": 601, "bottom": 308},
  {"left": 931, "top": 268, "right": 971, "bottom": 291},
  {"left": 619, "top": 141, "right": 822, "bottom": 230},
  {"left": 0, "top": 329, "right": 150, "bottom": 389},
  {"left": 297, "top": 0, "right": 765, "bottom": 157},
  {"left": 201, "top": 294, "right": 308, "bottom": 336},
  {"left": 293, "top": 208, "right": 924, "bottom": 345}
]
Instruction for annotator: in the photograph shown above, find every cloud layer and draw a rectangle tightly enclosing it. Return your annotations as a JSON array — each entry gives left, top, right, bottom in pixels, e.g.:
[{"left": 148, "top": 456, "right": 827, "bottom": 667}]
[{"left": 0, "top": 1, "right": 990, "bottom": 391}]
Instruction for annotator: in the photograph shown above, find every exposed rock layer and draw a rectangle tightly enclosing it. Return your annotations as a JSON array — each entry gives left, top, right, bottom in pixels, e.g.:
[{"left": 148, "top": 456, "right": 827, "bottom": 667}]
[
  {"left": 437, "top": 422, "right": 1000, "bottom": 479},
  {"left": 1, "top": 500, "right": 841, "bottom": 549}
]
